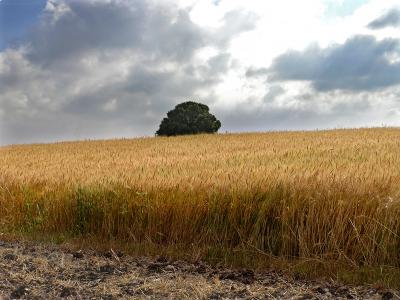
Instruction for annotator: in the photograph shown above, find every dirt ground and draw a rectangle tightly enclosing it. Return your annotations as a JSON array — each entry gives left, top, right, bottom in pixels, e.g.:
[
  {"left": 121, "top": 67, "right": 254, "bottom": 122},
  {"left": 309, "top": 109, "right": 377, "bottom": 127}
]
[{"left": 0, "top": 240, "right": 398, "bottom": 299}]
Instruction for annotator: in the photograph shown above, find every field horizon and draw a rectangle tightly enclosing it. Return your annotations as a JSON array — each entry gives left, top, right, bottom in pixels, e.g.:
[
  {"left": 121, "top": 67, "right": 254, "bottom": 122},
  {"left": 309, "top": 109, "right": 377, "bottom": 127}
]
[
  {"left": 3, "top": 126, "right": 399, "bottom": 148},
  {"left": 1, "top": 127, "right": 400, "bottom": 288}
]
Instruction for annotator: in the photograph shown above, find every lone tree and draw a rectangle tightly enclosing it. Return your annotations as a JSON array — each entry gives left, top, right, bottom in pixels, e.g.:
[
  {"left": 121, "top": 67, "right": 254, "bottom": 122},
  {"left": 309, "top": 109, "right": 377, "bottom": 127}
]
[{"left": 156, "top": 101, "right": 221, "bottom": 136}]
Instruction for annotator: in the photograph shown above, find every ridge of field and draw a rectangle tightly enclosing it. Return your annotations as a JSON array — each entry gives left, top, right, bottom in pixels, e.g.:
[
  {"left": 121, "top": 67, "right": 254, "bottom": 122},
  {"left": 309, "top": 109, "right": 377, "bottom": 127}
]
[{"left": 1, "top": 128, "right": 400, "bottom": 287}]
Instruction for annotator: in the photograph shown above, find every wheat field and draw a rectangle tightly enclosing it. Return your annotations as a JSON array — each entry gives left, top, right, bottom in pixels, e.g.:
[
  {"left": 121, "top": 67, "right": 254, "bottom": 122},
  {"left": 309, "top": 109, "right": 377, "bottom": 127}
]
[{"left": 1, "top": 128, "right": 400, "bottom": 286}]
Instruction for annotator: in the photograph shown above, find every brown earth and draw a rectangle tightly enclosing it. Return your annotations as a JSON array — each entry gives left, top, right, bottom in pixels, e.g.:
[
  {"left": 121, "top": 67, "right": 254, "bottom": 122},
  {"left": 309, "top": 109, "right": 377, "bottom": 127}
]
[{"left": 0, "top": 240, "right": 398, "bottom": 300}]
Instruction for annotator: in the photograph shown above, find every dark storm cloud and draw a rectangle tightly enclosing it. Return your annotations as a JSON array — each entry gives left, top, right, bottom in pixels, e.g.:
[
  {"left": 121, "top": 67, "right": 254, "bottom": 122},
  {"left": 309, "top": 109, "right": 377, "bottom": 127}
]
[
  {"left": 0, "top": 0, "right": 257, "bottom": 145},
  {"left": 268, "top": 35, "right": 400, "bottom": 92},
  {"left": 263, "top": 85, "right": 285, "bottom": 102},
  {"left": 26, "top": 0, "right": 257, "bottom": 67},
  {"left": 3, "top": 0, "right": 398, "bottom": 146},
  {"left": 368, "top": 9, "right": 400, "bottom": 29},
  {"left": 245, "top": 67, "right": 268, "bottom": 78},
  {"left": 207, "top": 53, "right": 231, "bottom": 74},
  {"left": 27, "top": 0, "right": 206, "bottom": 65},
  {"left": 218, "top": 89, "right": 377, "bottom": 133},
  {"left": 63, "top": 59, "right": 225, "bottom": 118}
]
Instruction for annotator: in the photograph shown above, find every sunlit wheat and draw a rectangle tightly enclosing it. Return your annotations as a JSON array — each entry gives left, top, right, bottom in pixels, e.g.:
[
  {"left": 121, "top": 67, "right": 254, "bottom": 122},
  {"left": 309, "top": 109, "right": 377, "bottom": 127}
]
[{"left": 0, "top": 128, "right": 399, "bottom": 285}]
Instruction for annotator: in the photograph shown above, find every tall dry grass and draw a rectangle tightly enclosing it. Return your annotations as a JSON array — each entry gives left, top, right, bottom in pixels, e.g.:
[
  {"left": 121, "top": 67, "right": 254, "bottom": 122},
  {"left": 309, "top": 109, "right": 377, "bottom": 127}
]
[{"left": 1, "top": 128, "right": 400, "bottom": 285}]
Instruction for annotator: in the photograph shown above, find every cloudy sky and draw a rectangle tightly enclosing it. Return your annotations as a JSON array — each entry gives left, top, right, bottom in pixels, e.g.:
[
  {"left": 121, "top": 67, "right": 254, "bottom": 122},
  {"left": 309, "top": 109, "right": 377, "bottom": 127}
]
[{"left": 0, "top": 0, "right": 400, "bottom": 145}]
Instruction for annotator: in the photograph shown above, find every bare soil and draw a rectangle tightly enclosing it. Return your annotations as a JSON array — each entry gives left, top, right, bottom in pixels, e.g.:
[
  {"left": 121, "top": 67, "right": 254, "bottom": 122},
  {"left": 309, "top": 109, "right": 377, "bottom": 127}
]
[{"left": 0, "top": 240, "right": 398, "bottom": 299}]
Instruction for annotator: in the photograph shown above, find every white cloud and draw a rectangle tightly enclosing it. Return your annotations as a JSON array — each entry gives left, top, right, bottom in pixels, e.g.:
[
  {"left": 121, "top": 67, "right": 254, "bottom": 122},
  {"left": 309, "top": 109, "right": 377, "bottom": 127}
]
[{"left": 0, "top": 0, "right": 400, "bottom": 145}]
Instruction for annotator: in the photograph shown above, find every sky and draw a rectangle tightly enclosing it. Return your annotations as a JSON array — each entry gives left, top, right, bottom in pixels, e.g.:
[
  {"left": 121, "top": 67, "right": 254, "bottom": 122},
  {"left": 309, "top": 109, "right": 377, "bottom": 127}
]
[{"left": 0, "top": 0, "right": 400, "bottom": 145}]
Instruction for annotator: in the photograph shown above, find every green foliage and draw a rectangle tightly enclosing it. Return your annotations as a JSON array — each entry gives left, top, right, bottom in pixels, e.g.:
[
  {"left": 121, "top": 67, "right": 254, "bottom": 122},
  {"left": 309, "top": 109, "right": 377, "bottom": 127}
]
[
  {"left": 156, "top": 101, "right": 221, "bottom": 136},
  {"left": 75, "top": 187, "right": 99, "bottom": 235},
  {"left": 20, "top": 187, "right": 47, "bottom": 232}
]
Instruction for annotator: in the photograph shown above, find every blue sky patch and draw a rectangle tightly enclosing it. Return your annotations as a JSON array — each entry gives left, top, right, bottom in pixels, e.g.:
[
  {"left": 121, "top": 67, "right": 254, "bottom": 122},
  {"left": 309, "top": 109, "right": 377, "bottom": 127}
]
[
  {"left": 0, "top": 0, "right": 46, "bottom": 50},
  {"left": 324, "top": 0, "right": 368, "bottom": 18}
]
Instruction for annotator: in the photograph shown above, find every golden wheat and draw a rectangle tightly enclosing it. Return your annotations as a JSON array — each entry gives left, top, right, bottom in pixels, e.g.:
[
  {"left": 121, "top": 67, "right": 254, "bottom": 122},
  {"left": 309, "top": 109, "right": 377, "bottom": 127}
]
[{"left": 1, "top": 128, "right": 400, "bottom": 286}]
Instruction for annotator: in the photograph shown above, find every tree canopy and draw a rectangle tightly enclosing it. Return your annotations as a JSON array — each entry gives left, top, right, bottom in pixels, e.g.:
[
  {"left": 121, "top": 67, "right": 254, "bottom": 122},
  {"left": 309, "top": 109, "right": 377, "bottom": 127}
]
[{"left": 156, "top": 101, "right": 221, "bottom": 136}]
